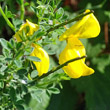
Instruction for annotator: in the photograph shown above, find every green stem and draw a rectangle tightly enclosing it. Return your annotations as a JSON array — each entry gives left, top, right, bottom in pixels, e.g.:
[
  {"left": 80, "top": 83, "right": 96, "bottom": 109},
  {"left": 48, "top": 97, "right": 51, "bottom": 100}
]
[
  {"left": 47, "top": 10, "right": 93, "bottom": 33},
  {"left": 38, "top": 55, "right": 86, "bottom": 79},
  {"left": 0, "top": 5, "right": 15, "bottom": 32},
  {"left": 20, "top": 0, "right": 25, "bottom": 20},
  {"left": 28, "top": 55, "right": 86, "bottom": 85}
]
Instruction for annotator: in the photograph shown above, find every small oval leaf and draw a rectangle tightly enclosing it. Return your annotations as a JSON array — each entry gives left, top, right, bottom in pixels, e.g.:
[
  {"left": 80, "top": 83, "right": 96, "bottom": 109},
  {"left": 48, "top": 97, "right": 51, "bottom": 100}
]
[{"left": 26, "top": 56, "right": 41, "bottom": 62}]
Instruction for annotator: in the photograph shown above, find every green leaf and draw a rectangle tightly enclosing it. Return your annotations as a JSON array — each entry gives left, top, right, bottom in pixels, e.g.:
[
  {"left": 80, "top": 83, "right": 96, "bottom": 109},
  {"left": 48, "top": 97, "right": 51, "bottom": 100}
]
[
  {"left": 0, "top": 65, "right": 7, "bottom": 72},
  {"left": 17, "top": 69, "right": 27, "bottom": 75},
  {"left": 16, "top": 42, "right": 23, "bottom": 50},
  {"left": 0, "top": 55, "right": 5, "bottom": 61},
  {"left": 21, "top": 84, "right": 28, "bottom": 94},
  {"left": 15, "top": 100, "right": 24, "bottom": 105},
  {"left": 24, "top": 47, "right": 34, "bottom": 55},
  {"left": 6, "top": 11, "right": 15, "bottom": 18},
  {"left": 5, "top": 58, "right": 12, "bottom": 61},
  {"left": 0, "top": 81, "right": 4, "bottom": 88},
  {"left": 24, "top": 2, "right": 29, "bottom": 6},
  {"left": 47, "top": 87, "right": 60, "bottom": 94},
  {"left": 31, "top": 30, "right": 46, "bottom": 40},
  {"left": 0, "top": 38, "right": 9, "bottom": 50},
  {"left": 9, "top": 38, "right": 16, "bottom": 48},
  {"left": 31, "top": 70, "right": 38, "bottom": 78},
  {"left": 15, "top": 49, "right": 24, "bottom": 59},
  {"left": 12, "top": 18, "right": 23, "bottom": 31},
  {"left": 2, "top": 48, "right": 10, "bottom": 57},
  {"left": 7, "top": 42, "right": 13, "bottom": 49},
  {"left": 45, "top": 49, "right": 55, "bottom": 55},
  {"left": 13, "top": 74, "right": 19, "bottom": 79},
  {"left": 55, "top": 7, "right": 64, "bottom": 19},
  {"left": 30, "top": 89, "right": 43, "bottom": 103},
  {"left": 44, "top": 46, "right": 55, "bottom": 55},
  {"left": 52, "top": 31, "right": 58, "bottom": 38},
  {"left": 26, "top": 56, "right": 41, "bottom": 62},
  {"left": 30, "top": 6, "right": 36, "bottom": 13},
  {"left": 28, "top": 90, "right": 50, "bottom": 110},
  {"left": 5, "top": 6, "right": 8, "bottom": 15},
  {"left": 36, "top": 31, "right": 46, "bottom": 38},
  {"left": 47, "top": 81, "right": 78, "bottom": 110},
  {"left": 25, "top": 107, "right": 32, "bottom": 110},
  {"left": 31, "top": 94, "right": 42, "bottom": 103},
  {"left": 5, "top": 6, "right": 15, "bottom": 18},
  {"left": 9, "top": 87, "right": 16, "bottom": 102},
  {"left": 14, "top": 60, "right": 22, "bottom": 68},
  {"left": 16, "top": 104, "right": 24, "bottom": 110}
]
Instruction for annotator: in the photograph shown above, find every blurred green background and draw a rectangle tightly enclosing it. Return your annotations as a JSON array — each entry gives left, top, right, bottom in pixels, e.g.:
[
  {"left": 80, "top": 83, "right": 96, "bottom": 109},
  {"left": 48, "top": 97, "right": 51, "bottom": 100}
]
[{"left": 0, "top": 0, "right": 110, "bottom": 110}]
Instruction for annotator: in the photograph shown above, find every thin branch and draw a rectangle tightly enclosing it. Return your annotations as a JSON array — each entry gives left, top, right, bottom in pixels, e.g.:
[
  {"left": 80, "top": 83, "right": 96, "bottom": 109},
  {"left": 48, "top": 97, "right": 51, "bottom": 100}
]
[
  {"left": 46, "top": 10, "right": 93, "bottom": 34},
  {"left": 20, "top": 0, "right": 25, "bottom": 20},
  {"left": 28, "top": 55, "right": 86, "bottom": 85},
  {"left": 0, "top": 5, "right": 15, "bottom": 32},
  {"left": 38, "top": 55, "right": 86, "bottom": 79}
]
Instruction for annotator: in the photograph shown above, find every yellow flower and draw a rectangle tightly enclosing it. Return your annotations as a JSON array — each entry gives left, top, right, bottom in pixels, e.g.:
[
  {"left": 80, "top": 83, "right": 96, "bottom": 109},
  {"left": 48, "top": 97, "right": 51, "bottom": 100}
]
[
  {"left": 59, "top": 9, "right": 100, "bottom": 41},
  {"left": 14, "top": 20, "right": 49, "bottom": 76},
  {"left": 14, "top": 19, "right": 39, "bottom": 42},
  {"left": 59, "top": 36, "right": 94, "bottom": 78},
  {"left": 59, "top": 9, "right": 100, "bottom": 78},
  {"left": 31, "top": 44, "right": 49, "bottom": 76}
]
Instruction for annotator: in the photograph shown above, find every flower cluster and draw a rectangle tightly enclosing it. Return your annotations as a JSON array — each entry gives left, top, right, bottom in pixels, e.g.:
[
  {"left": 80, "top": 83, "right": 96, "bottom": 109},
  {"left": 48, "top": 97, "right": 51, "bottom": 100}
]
[
  {"left": 14, "top": 9, "right": 100, "bottom": 78},
  {"left": 14, "top": 19, "right": 49, "bottom": 76}
]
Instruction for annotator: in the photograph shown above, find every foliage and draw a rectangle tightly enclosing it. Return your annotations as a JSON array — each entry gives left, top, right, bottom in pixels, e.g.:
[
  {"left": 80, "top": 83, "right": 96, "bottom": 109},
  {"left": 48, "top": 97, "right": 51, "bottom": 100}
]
[
  {"left": 0, "top": 0, "right": 110, "bottom": 110},
  {"left": 47, "top": 0, "right": 110, "bottom": 110},
  {"left": 0, "top": 0, "right": 69, "bottom": 109}
]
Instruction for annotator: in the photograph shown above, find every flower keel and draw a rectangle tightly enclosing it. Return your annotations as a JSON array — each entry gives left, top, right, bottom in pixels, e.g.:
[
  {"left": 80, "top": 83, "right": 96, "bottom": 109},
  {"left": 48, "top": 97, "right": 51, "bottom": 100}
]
[
  {"left": 59, "top": 37, "right": 94, "bottom": 78},
  {"left": 31, "top": 44, "right": 49, "bottom": 76}
]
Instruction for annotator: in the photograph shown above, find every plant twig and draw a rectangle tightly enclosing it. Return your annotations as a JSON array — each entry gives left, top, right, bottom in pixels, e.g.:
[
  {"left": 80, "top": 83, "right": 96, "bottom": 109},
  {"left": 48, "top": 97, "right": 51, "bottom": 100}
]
[
  {"left": 20, "top": 0, "right": 25, "bottom": 20},
  {"left": 46, "top": 10, "right": 93, "bottom": 34},
  {"left": 0, "top": 5, "right": 15, "bottom": 32},
  {"left": 38, "top": 55, "right": 86, "bottom": 79},
  {"left": 28, "top": 55, "right": 86, "bottom": 85}
]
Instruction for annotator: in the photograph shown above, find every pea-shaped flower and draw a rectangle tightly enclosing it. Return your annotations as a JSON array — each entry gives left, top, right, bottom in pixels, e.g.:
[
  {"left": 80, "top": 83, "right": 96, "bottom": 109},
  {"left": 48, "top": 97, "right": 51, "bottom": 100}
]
[
  {"left": 14, "top": 19, "right": 39, "bottom": 42},
  {"left": 31, "top": 44, "right": 49, "bottom": 76},
  {"left": 59, "top": 37, "right": 94, "bottom": 78},
  {"left": 59, "top": 9, "right": 100, "bottom": 78},
  {"left": 14, "top": 20, "right": 49, "bottom": 76}
]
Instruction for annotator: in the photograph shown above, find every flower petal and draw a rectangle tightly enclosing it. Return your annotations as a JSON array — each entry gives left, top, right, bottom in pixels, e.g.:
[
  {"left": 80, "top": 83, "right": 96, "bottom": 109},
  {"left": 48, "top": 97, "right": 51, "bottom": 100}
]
[
  {"left": 59, "top": 37, "right": 94, "bottom": 78},
  {"left": 14, "top": 19, "right": 39, "bottom": 42},
  {"left": 59, "top": 9, "right": 100, "bottom": 41},
  {"left": 26, "top": 19, "right": 39, "bottom": 36},
  {"left": 31, "top": 44, "right": 49, "bottom": 76}
]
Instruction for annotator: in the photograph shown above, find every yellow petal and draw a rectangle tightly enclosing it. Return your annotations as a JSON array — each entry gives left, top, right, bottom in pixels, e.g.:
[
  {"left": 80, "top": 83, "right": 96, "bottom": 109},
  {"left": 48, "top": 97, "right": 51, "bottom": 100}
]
[
  {"left": 59, "top": 37, "right": 94, "bottom": 78},
  {"left": 26, "top": 19, "right": 39, "bottom": 36},
  {"left": 59, "top": 9, "right": 100, "bottom": 41},
  {"left": 14, "top": 19, "right": 39, "bottom": 42},
  {"left": 31, "top": 43, "right": 49, "bottom": 76}
]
